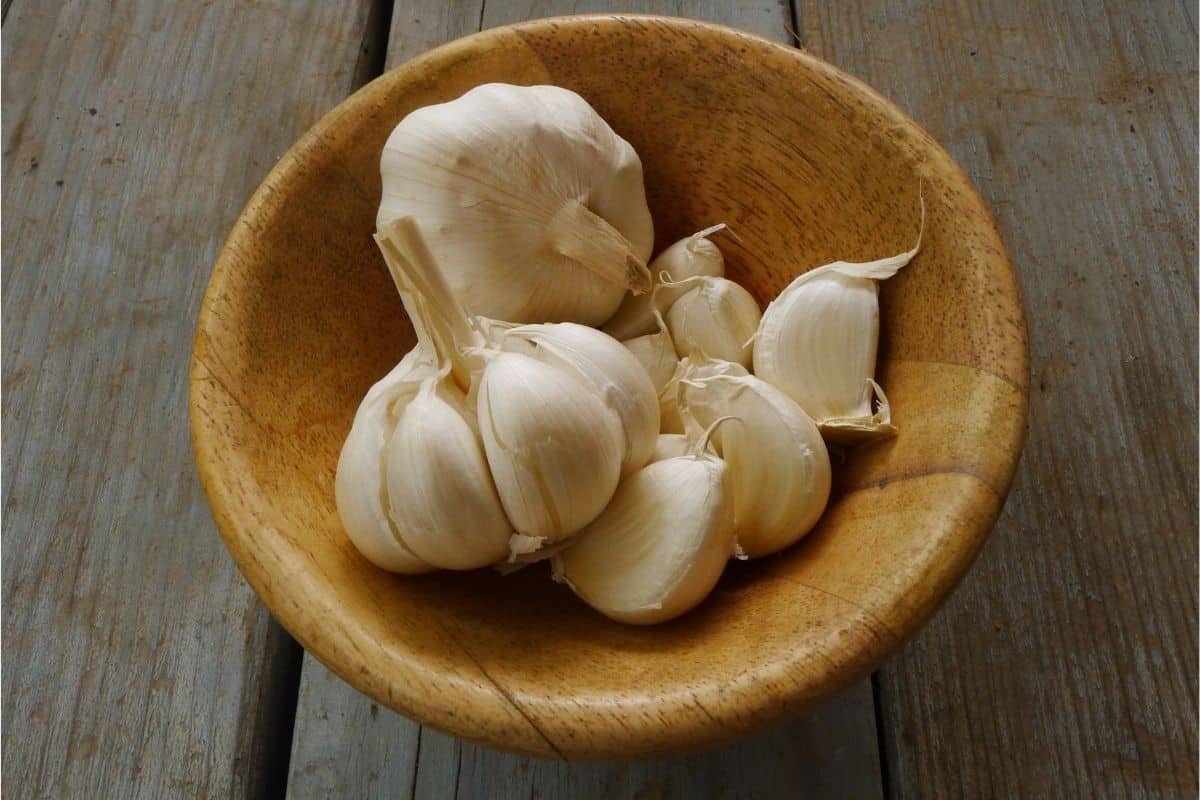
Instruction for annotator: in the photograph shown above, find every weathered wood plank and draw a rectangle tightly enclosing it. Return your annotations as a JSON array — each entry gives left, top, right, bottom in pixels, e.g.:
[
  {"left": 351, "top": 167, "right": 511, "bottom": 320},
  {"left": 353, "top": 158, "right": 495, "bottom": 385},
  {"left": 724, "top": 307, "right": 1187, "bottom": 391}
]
[
  {"left": 794, "top": 0, "right": 1199, "bottom": 796},
  {"left": 386, "top": 0, "right": 485, "bottom": 67},
  {"left": 0, "top": 2, "right": 383, "bottom": 797},
  {"left": 291, "top": 658, "right": 883, "bottom": 800},
  {"left": 288, "top": 2, "right": 885, "bottom": 798},
  {"left": 479, "top": 0, "right": 793, "bottom": 41}
]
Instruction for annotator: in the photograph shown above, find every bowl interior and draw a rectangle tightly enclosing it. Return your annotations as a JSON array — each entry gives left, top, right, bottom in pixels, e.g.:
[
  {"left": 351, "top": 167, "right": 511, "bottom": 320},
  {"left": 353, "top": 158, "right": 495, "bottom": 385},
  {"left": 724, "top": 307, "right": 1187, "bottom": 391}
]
[{"left": 191, "top": 15, "right": 1027, "bottom": 759}]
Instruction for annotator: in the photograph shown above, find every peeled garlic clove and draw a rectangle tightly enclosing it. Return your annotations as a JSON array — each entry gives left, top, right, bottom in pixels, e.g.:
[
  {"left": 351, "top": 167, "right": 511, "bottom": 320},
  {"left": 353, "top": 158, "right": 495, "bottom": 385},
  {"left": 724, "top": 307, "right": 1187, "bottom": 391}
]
[
  {"left": 378, "top": 83, "right": 654, "bottom": 325},
  {"left": 384, "top": 375, "right": 512, "bottom": 570},
  {"left": 753, "top": 211, "right": 922, "bottom": 443},
  {"left": 666, "top": 277, "right": 760, "bottom": 369},
  {"left": 478, "top": 352, "right": 625, "bottom": 543},
  {"left": 603, "top": 224, "right": 726, "bottom": 340},
  {"left": 335, "top": 348, "right": 436, "bottom": 573},
  {"left": 553, "top": 435, "right": 735, "bottom": 625},
  {"left": 681, "top": 374, "right": 831, "bottom": 557},
  {"left": 500, "top": 322, "right": 658, "bottom": 476},
  {"left": 659, "top": 352, "right": 748, "bottom": 434}
]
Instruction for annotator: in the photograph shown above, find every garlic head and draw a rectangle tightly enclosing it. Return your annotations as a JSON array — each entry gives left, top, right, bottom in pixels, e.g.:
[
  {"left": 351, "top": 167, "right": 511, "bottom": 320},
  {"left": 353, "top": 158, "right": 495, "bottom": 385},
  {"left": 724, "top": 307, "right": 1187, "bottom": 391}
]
[
  {"left": 666, "top": 276, "right": 760, "bottom": 369},
  {"left": 377, "top": 83, "right": 654, "bottom": 325},
  {"left": 603, "top": 224, "right": 726, "bottom": 340},
  {"left": 553, "top": 425, "right": 736, "bottom": 625},
  {"left": 680, "top": 374, "right": 831, "bottom": 557},
  {"left": 500, "top": 322, "right": 658, "bottom": 476}
]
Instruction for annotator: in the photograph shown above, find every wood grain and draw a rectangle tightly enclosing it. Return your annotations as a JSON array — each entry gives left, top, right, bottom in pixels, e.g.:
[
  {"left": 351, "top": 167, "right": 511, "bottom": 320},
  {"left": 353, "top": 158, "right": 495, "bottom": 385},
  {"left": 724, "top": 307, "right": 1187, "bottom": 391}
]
[
  {"left": 794, "top": 0, "right": 1199, "bottom": 796},
  {"left": 288, "top": 3, "right": 887, "bottom": 794},
  {"left": 0, "top": 2, "right": 382, "bottom": 796},
  {"left": 290, "top": 658, "right": 884, "bottom": 799},
  {"left": 193, "top": 3, "right": 1023, "bottom": 768}
]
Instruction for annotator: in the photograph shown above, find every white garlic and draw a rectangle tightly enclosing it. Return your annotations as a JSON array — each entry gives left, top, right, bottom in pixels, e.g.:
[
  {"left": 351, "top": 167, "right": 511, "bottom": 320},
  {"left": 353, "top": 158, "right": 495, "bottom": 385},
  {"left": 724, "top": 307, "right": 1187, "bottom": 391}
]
[
  {"left": 377, "top": 83, "right": 654, "bottom": 325},
  {"left": 477, "top": 352, "right": 625, "bottom": 543},
  {"left": 335, "top": 347, "right": 437, "bottom": 573},
  {"left": 753, "top": 238, "right": 920, "bottom": 443},
  {"left": 621, "top": 310, "right": 677, "bottom": 393},
  {"left": 666, "top": 276, "right": 760, "bottom": 369},
  {"left": 603, "top": 224, "right": 726, "bottom": 340},
  {"left": 659, "top": 351, "right": 748, "bottom": 434},
  {"left": 652, "top": 433, "right": 692, "bottom": 462},
  {"left": 552, "top": 420, "right": 736, "bottom": 625},
  {"left": 500, "top": 322, "right": 658, "bottom": 476},
  {"left": 377, "top": 217, "right": 629, "bottom": 546},
  {"left": 385, "top": 372, "right": 512, "bottom": 569},
  {"left": 680, "top": 374, "right": 831, "bottom": 557}
]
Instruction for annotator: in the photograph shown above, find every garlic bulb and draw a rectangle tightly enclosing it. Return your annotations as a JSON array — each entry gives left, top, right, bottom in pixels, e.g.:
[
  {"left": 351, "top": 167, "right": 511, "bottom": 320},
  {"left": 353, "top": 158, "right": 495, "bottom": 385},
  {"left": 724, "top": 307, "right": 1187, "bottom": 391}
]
[
  {"left": 621, "top": 310, "right": 677, "bottom": 393},
  {"left": 500, "top": 322, "right": 658, "bottom": 476},
  {"left": 377, "top": 83, "right": 654, "bottom": 325},
  {"left": 553, "top": 421, "right": 736, "bottom": 625},
  {"left": 680, "top": 374, "right": 831, "bottom": 557},
  {"left": 375, "top": 217, "right": 625, "bottom": 548},
  {"left": 659, "top": 352, "right": 748, "bottom": 434},
  {"left": 666, "top": 277, "right": 761, "bottom": 369},
  {"left": 335, "top": 347, "right": 437, "bottom": 573},
  {"left": 753, "top": 238, "right": 920, "bottom": 443},
  {"left": 477, "top": 352, "right": 624, "bottom": 543},
  {"left": 385, "top": 371, "right": 512, "bottom": 569},
  {"left": 603, "top": 224, "right": 726, "bottom": 340}
]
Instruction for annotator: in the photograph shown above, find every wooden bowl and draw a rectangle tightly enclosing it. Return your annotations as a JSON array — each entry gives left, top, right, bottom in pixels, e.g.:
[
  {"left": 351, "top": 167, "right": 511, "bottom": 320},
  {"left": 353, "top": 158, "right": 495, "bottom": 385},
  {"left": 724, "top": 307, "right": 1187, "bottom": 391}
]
[{"left": 191, "top": 15, "right": 1028, "bottom": 759}]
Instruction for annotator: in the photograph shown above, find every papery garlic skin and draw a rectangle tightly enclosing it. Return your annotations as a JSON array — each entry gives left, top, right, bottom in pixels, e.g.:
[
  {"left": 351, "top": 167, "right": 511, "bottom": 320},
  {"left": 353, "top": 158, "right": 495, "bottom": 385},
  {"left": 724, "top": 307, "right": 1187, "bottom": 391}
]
[
  {"left": 652, "top": 433, "right": 691, "bottom": 462},
  {"left": 753, "top": 246, "right": 917, "bottom": 443},
  {"left": 335, "top": 347, "right": 436, "bottom": 573},
  {"left": 603, "top": 224, "right": 726, "bottom": 340},
  {"left": 681, "top": 374, "right": 831, "bottom": 557},
  {"left": 659, "top": 353, "right": 748, "bottom": 434},
  {"left": 623, "top": 329, "right": 678, "bottom": 393},
  {"left": 377, "top": 83, "right": 654, "bottom": 325},
  {"left": 385, "top": 375, "right": 512, "bottom": 570},
  {"left": 666, "top": 277, "right": 760, "bottom": 369},
  {"left": 553, "top": 448, "right": 735, "bottom": 625},
  {"left": 477, "top": 352, "right": 625, "bottom": 542},
  {"left": 500, "top": 322, "right": 658, "bottom": 476}
]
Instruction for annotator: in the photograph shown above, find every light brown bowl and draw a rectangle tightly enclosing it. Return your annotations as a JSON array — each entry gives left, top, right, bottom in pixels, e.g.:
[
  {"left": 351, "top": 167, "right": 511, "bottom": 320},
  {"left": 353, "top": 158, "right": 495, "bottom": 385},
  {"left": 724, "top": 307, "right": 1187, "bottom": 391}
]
[{"left": 191, "top": 15, "right": 1028, "bottom": 759}]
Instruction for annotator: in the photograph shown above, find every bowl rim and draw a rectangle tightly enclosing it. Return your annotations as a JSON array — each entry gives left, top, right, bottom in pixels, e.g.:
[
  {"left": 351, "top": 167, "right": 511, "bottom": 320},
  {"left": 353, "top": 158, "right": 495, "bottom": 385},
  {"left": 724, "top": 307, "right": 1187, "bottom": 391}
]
[{"left": 191, "top": 13, "right": 1030, "bottom": 759}]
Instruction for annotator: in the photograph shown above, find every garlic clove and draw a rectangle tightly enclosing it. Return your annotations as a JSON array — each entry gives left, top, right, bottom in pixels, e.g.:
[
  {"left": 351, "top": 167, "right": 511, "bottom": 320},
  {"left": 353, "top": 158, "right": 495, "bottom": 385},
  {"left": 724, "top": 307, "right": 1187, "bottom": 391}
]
[
  {"left": 603, "top": 224, "right": 726, "bottom": 340},
  {"left": 666, "top": 277, "right": 761, "bottom": 369},
  {"left": 552, "top": 429, "right": 735, "bottom": 625},
  {"left": 680, "top": 374, "right": 831, "bottom": 557},
  {"left": 500, "top": 322, "right": 659, "bottom": 476},
  {"left": 752, "top": 206, "right": 922, "bottom": 443},
  {"left": 621, "top": 308, "right": 678, "bottom": 393},
  {"left": 623, "top": 330, "right": 678, "bottom": 393},
  {"left": 652, "top": 433, "right": 691, "bottom": 462},
  {"left": 335, "top": 347, "right": 437, "bottom": 573},
  {"left": 385, "top": 375, "right": 513, "bottom": 570},
  {"left": 477, "top": 352, "right": 625, "bottom": 543},
  {"left": 658, "top": 351, "right": 748, "bottom": 434},
  {"left": 377, "top": 83, "right": 654, "bottom": 325}
]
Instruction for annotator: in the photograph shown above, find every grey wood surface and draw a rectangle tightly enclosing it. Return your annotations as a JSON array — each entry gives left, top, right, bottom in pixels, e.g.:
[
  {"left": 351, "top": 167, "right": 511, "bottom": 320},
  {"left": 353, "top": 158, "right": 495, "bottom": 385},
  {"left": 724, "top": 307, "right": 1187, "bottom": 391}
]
[
  {"left": 0, "top": 2, "right": 383, "bottom": 797},
  {"left": 288, "top": 658, "right": 883, "bottom": 800},
  {"left": 794, "top": 0, "right": 1199, "bottom": 796},
  {"left": 4, "top": 1, "right": 1196, "bottom": 798},
  {"left": 285, "top": 2, "right": 886, "bottom": 798}
]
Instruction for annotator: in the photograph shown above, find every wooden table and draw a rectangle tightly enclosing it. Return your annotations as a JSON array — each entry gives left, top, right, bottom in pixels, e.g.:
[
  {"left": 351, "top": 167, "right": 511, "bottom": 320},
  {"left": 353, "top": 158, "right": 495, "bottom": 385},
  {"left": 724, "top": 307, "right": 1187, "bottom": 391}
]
[{"left": 3, "top": 2, "right": 1195, "bottom": 797}]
